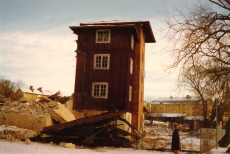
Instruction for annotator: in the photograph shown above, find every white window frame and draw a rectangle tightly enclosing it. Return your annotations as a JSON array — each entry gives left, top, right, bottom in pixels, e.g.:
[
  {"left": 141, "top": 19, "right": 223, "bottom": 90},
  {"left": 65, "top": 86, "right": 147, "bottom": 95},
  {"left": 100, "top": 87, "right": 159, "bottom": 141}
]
[
  {"left": 93, "top": 54, "right": 110, "bottom": 69},
  {"left": 92, "top": 82, "right": 108, "bottom": 98},
  {"left": 96, "top": 29, "right": 111, "bottom": 43}
]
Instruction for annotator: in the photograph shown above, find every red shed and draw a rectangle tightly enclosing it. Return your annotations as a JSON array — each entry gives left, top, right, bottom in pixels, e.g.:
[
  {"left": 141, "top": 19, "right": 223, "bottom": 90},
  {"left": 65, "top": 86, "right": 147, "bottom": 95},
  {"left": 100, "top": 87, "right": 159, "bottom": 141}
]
[{"left": 69, "top": 20, "right": 155, "bottom": 132}]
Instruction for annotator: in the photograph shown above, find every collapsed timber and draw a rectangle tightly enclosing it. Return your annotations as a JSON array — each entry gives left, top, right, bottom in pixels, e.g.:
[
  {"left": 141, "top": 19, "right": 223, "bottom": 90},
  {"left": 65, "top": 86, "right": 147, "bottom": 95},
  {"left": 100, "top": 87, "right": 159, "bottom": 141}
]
[{"left": 31, "top": 110, "right": 143, "bottom": 148}]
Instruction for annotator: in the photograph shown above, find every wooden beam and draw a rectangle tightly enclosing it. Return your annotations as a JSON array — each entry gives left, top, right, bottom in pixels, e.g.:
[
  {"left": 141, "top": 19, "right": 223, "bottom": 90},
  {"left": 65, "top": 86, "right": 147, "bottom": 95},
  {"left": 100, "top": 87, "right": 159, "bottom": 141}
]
[{"left": 43, "top": 110, "right": 127, "bottom": 132}]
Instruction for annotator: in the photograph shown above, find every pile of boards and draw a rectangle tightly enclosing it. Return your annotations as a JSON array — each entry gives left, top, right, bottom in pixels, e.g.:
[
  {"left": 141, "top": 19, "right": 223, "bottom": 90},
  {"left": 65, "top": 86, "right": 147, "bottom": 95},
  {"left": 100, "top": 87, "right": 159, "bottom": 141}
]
[{"left": 32, "top": 110, "right": 142, "bottom": 148}]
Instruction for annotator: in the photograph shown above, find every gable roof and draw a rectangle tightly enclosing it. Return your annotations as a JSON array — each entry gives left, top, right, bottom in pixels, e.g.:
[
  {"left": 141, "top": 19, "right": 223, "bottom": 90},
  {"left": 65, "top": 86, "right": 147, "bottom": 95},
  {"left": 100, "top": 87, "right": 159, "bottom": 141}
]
[{"left": 20, "top": 87, "right": 52, "bottom": 96}]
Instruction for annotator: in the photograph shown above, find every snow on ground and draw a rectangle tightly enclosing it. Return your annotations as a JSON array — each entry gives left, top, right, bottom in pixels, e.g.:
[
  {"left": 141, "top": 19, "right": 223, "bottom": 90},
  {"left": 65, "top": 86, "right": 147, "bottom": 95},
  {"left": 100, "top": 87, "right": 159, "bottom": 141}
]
[
  {"left": 211, "top": 147, "right": 228, "bottom": 153},
  {"left": 0, "top": 141, "right": 180, "bottom": 154},
  {"left": 0, "top": 141, "right": 228, "bottom": 154},
  {"left": 0, "top": 120, "right": 227, "bottom": 154}
]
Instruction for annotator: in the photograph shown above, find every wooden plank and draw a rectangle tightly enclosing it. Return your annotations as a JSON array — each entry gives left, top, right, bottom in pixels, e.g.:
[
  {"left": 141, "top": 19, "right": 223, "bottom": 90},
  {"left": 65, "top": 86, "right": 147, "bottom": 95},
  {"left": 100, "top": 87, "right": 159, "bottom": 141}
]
[
  {"left": 43, "top": 110, "right": 127, "bottom": 132},
  {"left": 109, "top": 126, "right": 137, "bottom": 138},
  {"left": 118, "top": 117, "right": 142, "bottom": 138}
]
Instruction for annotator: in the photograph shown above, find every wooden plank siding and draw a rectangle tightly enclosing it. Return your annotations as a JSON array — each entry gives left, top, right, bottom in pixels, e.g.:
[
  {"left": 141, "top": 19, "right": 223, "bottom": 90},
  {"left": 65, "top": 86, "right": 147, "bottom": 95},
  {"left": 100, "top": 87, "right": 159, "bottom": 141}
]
[{"left": 73, "top": 27, "right": 134, "bottom": 111}]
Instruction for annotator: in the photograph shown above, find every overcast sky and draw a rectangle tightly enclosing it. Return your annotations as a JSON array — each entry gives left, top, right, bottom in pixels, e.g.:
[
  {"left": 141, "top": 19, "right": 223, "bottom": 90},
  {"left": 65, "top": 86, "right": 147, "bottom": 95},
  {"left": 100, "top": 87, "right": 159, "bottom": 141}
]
[{"left": 0, "top": 0, "right": 214, "bottom": 99}]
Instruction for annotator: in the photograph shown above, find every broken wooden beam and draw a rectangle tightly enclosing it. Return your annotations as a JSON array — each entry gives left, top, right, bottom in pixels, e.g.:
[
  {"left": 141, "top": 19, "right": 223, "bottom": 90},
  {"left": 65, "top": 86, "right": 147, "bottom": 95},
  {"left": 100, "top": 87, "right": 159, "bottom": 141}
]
[{"left": 43, "top": 110, "right": 127, "bottom": 132}]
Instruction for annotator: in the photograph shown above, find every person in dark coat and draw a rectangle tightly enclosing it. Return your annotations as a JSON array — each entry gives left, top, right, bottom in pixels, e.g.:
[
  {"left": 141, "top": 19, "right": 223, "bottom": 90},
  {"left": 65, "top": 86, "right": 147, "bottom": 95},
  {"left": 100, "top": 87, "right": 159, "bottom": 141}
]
[{"left": 171, "top": 123, "right": 181, "bottom": 154}]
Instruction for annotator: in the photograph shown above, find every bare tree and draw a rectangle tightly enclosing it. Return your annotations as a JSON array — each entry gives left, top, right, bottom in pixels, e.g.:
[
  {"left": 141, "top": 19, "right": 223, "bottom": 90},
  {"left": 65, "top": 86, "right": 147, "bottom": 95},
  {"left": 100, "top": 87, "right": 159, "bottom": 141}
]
[
  {"left": 0, "top": 76, "right": 25, "bottom": 100},
  {"left": 180, "top": 65, "right": 211, "bottom": 127},
  {"left": 164, "top": 1, "right": 230, "bottom": 127},
  {"left": 0, "top": 77, "right": 16, "bottom": 98},
  {"left": 15, "top": 79, "right": 25, "bottom": 89},
  {"left": 209, "top": 0, "right": 230, "bottom": 11}
]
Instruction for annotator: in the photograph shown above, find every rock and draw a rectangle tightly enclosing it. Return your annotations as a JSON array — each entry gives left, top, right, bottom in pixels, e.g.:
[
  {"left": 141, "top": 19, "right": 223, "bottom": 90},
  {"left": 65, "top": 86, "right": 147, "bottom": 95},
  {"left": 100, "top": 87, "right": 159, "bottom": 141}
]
[
  {"left": 25, "top": 139, "right": 31, "bottom": 144},
  {"left": 65, "top": 143, "right": 75, "bottom": 148},
  {"left": 50, "top": 102, "right": 76, "bottom": 123},
  {"left": 59, "top": 142, "right": 75, "bottom": 148},
  {"left": 0, "top": 125, "right": 39, "bottom": 141}
]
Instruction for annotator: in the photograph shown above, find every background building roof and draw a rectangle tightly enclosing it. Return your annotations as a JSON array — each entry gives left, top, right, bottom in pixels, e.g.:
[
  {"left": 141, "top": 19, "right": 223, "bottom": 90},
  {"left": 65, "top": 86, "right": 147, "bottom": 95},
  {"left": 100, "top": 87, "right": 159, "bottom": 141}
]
[{"left": 20, "top": 87, "right": 52, "bottom": 96}]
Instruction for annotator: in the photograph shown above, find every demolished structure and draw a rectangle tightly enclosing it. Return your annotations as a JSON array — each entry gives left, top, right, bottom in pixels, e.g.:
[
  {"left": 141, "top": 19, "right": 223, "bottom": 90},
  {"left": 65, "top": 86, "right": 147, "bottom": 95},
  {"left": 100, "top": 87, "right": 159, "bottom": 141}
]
[{"left": 69, "top": 20, "right": 156, "bottom": 132}]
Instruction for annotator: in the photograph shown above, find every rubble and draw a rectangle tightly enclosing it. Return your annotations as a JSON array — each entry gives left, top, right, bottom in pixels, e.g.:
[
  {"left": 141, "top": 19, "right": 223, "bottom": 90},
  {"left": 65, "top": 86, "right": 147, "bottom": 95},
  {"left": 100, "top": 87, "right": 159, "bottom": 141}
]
[
  {"left": 50, "top": 102, "right": 76, "bottom": 123},
  {"left": 0, "top": 96, "right": 141, "bottom": 148},
  {"left": 0, "top": 98, "right": 76, "bottom": 131},
  {"left": 0, "top": 125, "right": 38, "bottom": 142},
  {"left": 32, "top": 111, "right": 142, "bottom": 148},
  {"left": 48, "top": 91, "right": 71, "bottom": 103}
]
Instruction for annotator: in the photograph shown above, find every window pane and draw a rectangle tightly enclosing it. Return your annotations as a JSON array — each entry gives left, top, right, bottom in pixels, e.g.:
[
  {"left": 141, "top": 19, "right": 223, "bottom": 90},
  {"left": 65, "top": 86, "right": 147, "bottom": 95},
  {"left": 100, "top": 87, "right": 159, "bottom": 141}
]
[
  {"left": 102, "top": 56, "right": 108, "bottom": 67},
  {"left": 98, "top": 31, "right": 103, "bottom": 42},
  {"left": 103, "top": 31, "right": 109, "bottom": 41},
  {"left": 94, "top": 85, "right": 100, "bottom": 96},
  {"left": 100, "top": 85, "right": 106, "bottom": 96},
  {"left": 96, "top": 56, "right": 101, "bottom": 67}
]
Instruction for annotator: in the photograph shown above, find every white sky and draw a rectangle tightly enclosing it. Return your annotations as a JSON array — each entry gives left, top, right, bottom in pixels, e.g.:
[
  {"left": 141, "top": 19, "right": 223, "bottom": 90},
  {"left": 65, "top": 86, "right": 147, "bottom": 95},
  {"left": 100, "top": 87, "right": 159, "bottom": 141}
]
[{"left": 0, "top": 0, "right": 215, "bottom": 99}]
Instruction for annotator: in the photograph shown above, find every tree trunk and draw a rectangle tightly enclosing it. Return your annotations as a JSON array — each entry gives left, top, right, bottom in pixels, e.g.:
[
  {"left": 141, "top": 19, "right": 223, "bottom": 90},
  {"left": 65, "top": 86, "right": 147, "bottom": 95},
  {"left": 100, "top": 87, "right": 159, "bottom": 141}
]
[{"left": 218, "top": 118, "right": 230, "bottom": 147}]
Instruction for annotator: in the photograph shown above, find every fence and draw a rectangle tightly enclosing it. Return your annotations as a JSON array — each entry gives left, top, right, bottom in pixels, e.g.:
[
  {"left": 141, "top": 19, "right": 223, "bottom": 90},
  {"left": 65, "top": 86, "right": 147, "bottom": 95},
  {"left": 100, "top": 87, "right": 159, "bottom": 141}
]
[
  {"left": 200, "top": 128, "right": 216, "bottom": 153},
  {"left": 200, "top": 128, "right": 225, "bottom": 153},
  {"left": 141, "top": 122, "right": 226, "bottom": 153}
]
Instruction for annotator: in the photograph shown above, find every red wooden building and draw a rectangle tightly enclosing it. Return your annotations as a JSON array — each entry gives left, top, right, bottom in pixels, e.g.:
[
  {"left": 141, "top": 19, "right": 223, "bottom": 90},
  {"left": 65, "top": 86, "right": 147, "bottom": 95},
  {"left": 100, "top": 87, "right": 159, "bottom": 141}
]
[{"left": 69, "top": 20, "right": 155, "bottom": 132}]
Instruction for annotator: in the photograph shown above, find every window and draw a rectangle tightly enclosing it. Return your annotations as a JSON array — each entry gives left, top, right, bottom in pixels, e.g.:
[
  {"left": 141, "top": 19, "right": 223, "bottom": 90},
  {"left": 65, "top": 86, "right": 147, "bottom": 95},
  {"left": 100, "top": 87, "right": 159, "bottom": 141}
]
[
  {"left": 129, "top": 86, "right": 132, "bottom": 101},
  {"left": 130, "top": 58, "right": 133, "bottom": 74},
  {"left": 131, "top": 35, "right": 134, "bottom": 49},
  {"left": 93, "top": 54, "right": 110, "bottom": 69},
  {"left": 92, "top": 82, "right": 108, "bottom": 98},
  {"left": 96, "top": 29, "right": 110, "bottom": 43}
]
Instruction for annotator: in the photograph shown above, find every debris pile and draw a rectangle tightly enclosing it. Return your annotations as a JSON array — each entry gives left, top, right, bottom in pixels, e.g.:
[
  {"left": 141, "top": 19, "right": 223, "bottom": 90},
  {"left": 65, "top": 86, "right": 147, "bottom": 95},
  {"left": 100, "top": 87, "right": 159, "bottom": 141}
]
[
  {"left": 48, "top": 91, "right": 71, "bottom": 103},
  {"left": 0, "top": 97, "right": 76, "bottom": 131},
  {"left": 0, "top": 101, "right": 58, "bottom": 117},
  {"left": 32, "top": 110, "right": 142, "bottom": 148},
  {"left": 0, "top": 125, "right": 38, "bottom": 142}
]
